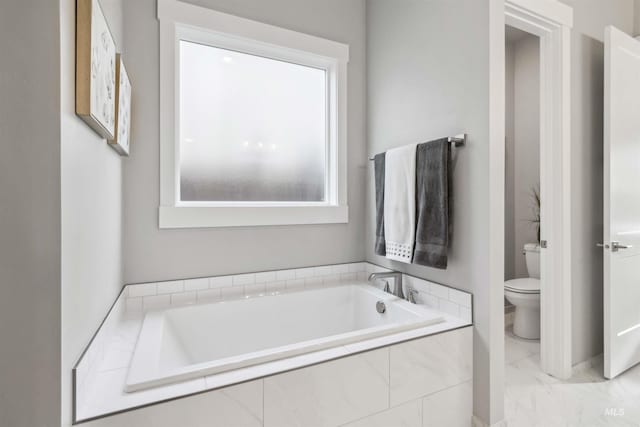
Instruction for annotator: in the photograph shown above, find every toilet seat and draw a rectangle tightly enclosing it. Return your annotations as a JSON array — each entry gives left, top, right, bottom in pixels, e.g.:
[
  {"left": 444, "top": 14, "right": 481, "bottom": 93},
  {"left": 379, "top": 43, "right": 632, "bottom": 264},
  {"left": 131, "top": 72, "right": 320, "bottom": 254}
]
[{"left": 504, "top": 278, "right": 540, "bottom": 294}]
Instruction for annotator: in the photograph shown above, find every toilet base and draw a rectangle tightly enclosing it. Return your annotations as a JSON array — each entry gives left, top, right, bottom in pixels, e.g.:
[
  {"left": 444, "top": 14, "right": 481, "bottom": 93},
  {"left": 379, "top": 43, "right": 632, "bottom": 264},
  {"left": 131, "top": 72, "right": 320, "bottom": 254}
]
[{"left": 513, "top": 306, "right": 540, "bottom": 340}]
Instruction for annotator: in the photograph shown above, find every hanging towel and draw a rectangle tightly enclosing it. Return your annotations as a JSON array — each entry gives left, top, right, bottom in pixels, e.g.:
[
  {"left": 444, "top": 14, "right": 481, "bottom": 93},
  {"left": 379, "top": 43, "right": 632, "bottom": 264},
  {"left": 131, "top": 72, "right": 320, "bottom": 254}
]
[
  {"left": 374, "top": 153, "right": 386, "bottom": 256},
  {"left": 413, "top": 138, "right": 451, "bottom": 269},
  {"left": 384, "top": 144, "right": 418, "bottom": 263}
]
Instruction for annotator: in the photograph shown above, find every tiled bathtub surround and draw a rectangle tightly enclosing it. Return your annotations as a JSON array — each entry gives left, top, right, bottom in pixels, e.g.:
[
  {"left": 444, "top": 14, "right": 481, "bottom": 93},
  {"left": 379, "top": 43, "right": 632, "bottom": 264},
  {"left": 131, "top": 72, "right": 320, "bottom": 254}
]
[
  {"left": 123, "top": 262, "right": 371, "bottom": 314},
  {"left": 122, "top": 262, "right": 472, "bottom": 323},
  {"left": 81, "top": 328, "right": 472, "bottom": 427},
  {"left": 73, "top": 262, "right": 473, "bottom": 424}
]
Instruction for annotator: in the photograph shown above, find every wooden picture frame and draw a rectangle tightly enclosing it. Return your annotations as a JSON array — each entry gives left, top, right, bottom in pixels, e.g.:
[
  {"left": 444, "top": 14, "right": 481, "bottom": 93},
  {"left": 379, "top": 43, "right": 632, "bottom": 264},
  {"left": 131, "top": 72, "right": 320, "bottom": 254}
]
[
  {"left": 109, "top": 55, "right": 132, "bottom": 156},
  {"left": 75, "top": 0, "right": 117, "bottom": 139}
]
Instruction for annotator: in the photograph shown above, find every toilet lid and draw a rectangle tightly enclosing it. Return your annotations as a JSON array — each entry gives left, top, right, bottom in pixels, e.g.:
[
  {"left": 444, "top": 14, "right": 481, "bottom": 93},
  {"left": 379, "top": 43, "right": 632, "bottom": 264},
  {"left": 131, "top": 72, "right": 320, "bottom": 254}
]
[{"left": 505, "top": 278, "right": 540, "bottom": 294}]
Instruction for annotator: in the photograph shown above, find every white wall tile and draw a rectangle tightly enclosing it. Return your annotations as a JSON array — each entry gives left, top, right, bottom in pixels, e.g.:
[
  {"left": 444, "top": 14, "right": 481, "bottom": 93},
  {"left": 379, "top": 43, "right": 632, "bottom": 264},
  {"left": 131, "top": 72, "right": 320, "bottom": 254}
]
[
  {"left": 343, "top": 399, "right": 422, "bottom": 427},
  {"left": 197, "top": 289, "right": 221, "bottom": 302},
  {"left": 294, "top": 267, "right": 315, "bottom": 279},
  {"left": 244, "top": 283, "right": 266, "bottom": 297},
  {"left": 233, "top": 273, "right": 255, "bottom": 286},
  {"left": 449, "top": 288, "right": 472, "bottom": 308},
  {"left": 341, "top": 272, "right": 357, "bottom": 282},
  {"left": 128, "top": 283, "right": 157, "bottom": 297},
  {"left": 264, "top": 348, "right": 389, "bottom": 427},
  {"left": 275, "top": 269, "right": 296, "bottom": 281},
  {"left": 460, "top": 307, "right": 472, "bottom": 323},
  {"left": 313, "top": 265, "right": 333, "bottom": 276},
  {"left": 323, "top": 274, "right": 341, "bottom": 285},
  {"left": 171, "top": 291, "right": 196, "bottom": 306},
  {"left": 429, "top": 284, "right": 450, "bottom": 300},
  {"left": 439, "top": 299, "right": 460, "bottom": 317},
  {"left": 390, "top": 327, "right": 472, "bottom": 406},
  {"left": 348, "top": 262, "right": 366, "bottom": 273},
  {"left": 143, "top": 295, "right": 171, "bottom": 311},
  {"left": 221, "top": 286, "right": 244, "bottom": 299},
  {"left": 210, "top": 276, "right": 233, "bottom": 289},
  {"left": 286, "top": 279, "right": 305, "bottom": 290},
  {"left": 255, "top": 271, "right": 277, "bottom": 284},
  {"left": 416, "top": 292, "right": 439, "bottom": 309},
  {"left": 264, "top": 281, "right": 286, "bottom": 293},
  {"left": 125, "top": 297, "right": 143, "bottom": 313},
  {"left": 304, "top": 277, "right": 322, "bottom": 288},
  {"left": 84, "top": 379, "right": 263, "bottom": 427},
  {"left": 156, "top": 280, "right": 183, "bottom": 295},
  {"left": 331, "top": 264, "right": 350, "bottom": 275},
  {"left": 184, "top": 278, "right": 209, "bottom": 292},
  {"left": 357, "top": 271, "right": 368, "bottom": 281},
  {"left": 422, "top": 381, "right": 472, "bottom": 427},
  {"left": 405, "top": 276, "right": 431, "bottom": 294}
]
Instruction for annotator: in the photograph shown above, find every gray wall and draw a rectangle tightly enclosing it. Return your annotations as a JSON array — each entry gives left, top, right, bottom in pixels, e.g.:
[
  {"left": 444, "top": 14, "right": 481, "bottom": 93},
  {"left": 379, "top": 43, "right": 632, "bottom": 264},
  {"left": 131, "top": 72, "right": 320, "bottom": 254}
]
[
  {"left": 0, "top": 1, "right": 61, "bottom": 426},
  {"left": 366, "top": 0, "right": 496, "bottom": 422},
  {"left": 505, "top": 42, "right": 516, "bottom": 281},
  {"left": 505, "top": 34, "right": 540, "bottom": 281},
  {"left": 60, "top": 0, "right": 125, "bottom": 426},
  {"left": 122, "top": 0, "right": 367, "bottom": 284},
  {"left": 558, "top": 0, "right": 634, "bottom": 365}
]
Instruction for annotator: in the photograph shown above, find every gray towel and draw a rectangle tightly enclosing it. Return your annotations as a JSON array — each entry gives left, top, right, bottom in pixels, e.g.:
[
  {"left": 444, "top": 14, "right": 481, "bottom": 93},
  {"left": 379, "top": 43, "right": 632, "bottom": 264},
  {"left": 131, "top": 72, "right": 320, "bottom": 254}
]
[
  {"left": 413, "top": 138, "right": 451, "bottom": 269},
  {"left": 374, "top": 153, "right": 386, "bottom": 256}
]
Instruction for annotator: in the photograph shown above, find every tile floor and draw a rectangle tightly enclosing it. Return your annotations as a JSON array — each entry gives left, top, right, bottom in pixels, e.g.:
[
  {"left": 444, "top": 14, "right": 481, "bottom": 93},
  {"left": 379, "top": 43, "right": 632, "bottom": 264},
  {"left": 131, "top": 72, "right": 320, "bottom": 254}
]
[{"left": 504, "top": 328, "right": 640, "bottom": 426}]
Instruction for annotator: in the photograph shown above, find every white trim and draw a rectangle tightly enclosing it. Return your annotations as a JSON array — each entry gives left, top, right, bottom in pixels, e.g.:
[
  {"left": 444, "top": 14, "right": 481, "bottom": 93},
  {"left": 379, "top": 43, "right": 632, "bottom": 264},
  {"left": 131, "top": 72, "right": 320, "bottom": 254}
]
[
  {"left": 504, "top": 0, "right": 573, "bottom": 380},
  {"left": 157, "top": 0, "right": 349, "bottom": 228},
  {"left": 485, "top": 1, "right": 507, "bottom": 425},
  {"left": 159, "top": 205, "right": 348, "bottom": 229}
]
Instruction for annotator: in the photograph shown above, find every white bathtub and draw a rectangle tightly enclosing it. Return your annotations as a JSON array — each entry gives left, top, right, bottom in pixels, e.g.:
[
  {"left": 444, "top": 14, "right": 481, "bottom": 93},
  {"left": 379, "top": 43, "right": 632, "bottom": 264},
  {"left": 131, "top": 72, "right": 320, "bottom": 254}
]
[{"left": 125, "top": 284, "right": 444, "bottom": 392}]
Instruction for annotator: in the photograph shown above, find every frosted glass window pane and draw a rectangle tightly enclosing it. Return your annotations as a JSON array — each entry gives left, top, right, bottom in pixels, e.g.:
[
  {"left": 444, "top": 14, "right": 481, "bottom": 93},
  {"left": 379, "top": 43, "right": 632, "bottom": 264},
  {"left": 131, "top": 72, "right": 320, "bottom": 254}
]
[{"left": 179, "top": 41, "right": 327, "bottom": 202}]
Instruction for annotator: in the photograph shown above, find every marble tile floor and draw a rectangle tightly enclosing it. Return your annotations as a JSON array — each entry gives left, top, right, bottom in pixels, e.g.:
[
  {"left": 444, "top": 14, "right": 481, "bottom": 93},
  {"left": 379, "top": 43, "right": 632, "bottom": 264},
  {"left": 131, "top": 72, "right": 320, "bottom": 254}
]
[{"left": 504, "top": 328, "right": 640, "bottom": 427}]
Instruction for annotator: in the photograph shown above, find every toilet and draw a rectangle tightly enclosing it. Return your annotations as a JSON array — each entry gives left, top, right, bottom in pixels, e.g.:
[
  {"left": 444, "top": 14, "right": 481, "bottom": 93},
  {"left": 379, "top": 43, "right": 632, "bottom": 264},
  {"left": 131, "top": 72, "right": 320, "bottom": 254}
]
[{"left": 505, "top": 243, "right": 540, "bottom": 339}]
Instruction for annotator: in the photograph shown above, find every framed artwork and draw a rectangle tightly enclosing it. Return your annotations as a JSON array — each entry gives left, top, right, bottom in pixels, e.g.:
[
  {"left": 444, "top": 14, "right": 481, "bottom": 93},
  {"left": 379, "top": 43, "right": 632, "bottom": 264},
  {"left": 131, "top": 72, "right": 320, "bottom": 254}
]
[
  {"left": 75, "top": 0, "right": 116, "bottom": 139},
  {"left": 109, "top": 55, "right": 132, "bottom": 156}
]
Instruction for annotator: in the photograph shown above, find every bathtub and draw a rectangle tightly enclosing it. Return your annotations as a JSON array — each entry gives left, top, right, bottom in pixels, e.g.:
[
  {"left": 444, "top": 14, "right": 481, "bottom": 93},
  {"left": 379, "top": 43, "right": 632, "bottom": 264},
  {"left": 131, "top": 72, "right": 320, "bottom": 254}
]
[{"left": 125, "top": 284, "right": 444, "bottom": 392}]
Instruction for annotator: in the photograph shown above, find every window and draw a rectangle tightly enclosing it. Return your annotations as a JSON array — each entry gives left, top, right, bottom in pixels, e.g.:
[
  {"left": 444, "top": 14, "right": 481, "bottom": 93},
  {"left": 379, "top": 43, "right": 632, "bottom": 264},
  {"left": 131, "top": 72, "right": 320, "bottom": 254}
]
[
  {"left": 179, "top": 42, "right": 327, "bottom": 203},
  {"left": 158, "top": 0, "right": 349, "bottom": 228}
]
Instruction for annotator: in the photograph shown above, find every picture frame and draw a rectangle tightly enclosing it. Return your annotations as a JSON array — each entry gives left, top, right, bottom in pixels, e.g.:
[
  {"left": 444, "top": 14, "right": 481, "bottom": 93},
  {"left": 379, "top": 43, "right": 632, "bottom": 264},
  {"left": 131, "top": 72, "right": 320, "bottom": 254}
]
[
  {"left": 75, "top": 0, "right": 117, "bottom": 139},
  {"left": 109, "top": 55, "right": 132, "bottom": 156}
]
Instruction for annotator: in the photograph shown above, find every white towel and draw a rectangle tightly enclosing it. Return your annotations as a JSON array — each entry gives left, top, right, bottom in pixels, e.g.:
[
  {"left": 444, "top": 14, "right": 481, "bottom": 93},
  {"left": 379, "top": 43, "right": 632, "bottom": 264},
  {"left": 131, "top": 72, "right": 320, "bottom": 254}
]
[{"left": 384, "top": 144, "right": 417, "bottom": 263}]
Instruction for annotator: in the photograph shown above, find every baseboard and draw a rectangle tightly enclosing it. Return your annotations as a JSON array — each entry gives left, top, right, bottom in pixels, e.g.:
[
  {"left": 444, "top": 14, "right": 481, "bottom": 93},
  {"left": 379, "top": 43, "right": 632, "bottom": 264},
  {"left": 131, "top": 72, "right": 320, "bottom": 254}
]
[{"left": 472, "top": 415, "right": 507, "bottom": 427}]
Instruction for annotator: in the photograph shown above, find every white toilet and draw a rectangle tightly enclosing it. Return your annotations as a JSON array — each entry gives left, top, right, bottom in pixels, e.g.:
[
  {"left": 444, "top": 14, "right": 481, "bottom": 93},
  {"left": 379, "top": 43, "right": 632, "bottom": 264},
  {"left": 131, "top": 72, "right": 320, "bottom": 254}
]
[{"left": 505, "top": 243, "right": 540, "bottom": 339}]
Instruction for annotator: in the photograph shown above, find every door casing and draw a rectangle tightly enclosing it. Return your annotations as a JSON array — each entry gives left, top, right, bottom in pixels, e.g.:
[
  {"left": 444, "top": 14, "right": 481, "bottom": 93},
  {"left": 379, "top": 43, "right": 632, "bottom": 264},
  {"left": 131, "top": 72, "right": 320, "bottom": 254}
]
[{"left": 502, "top": 0, "right": 573, "bottom": 380}]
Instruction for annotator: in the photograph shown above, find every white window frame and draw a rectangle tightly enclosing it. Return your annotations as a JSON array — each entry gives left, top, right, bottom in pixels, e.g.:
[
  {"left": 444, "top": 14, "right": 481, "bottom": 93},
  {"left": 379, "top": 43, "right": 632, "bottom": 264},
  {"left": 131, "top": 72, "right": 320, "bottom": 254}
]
[{"left": 157, "top": 0, "right": 349, "bottom": 228}]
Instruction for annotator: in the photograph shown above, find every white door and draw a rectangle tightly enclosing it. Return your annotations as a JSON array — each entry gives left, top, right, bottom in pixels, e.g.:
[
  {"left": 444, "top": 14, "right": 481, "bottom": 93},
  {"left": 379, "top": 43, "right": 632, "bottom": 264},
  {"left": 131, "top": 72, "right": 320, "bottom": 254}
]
[{"left": 603, "top": 26, "right": 640, "bottom": 379}]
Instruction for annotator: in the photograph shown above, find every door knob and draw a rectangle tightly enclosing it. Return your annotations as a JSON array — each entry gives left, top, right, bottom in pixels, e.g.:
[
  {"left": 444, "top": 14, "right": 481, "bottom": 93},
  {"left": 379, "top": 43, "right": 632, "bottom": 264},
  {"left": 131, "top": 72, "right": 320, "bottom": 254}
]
[
  {"left": 611, "top": 241, "right": 632, "bottom": 252},
  {"left": 598, "top": 242, "right": 632, "bottom": 252}
]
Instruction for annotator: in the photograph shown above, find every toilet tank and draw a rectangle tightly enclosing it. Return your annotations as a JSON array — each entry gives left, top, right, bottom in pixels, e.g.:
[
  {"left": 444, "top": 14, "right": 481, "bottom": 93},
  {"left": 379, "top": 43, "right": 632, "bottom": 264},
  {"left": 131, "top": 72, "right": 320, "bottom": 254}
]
[{"left": 524, "top": 243, "right": 540, "bottom": 279}]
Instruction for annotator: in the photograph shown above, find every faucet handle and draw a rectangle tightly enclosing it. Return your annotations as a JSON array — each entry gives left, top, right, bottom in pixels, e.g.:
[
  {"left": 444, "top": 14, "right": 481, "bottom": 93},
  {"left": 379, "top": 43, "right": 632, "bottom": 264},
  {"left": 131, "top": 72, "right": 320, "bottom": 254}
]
[
  {"left": 408, "top": 289, "right": 419, "bottom": 304},
  {"left": 382, "top": 280, "right": 391, "bottom": 293}
]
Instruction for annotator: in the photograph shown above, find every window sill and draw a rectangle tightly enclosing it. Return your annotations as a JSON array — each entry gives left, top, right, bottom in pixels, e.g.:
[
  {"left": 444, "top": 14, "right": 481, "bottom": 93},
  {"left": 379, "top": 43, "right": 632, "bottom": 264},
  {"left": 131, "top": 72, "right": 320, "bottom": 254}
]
[{"left": 158, "top": 205, "right": 349, "bottom": 228}]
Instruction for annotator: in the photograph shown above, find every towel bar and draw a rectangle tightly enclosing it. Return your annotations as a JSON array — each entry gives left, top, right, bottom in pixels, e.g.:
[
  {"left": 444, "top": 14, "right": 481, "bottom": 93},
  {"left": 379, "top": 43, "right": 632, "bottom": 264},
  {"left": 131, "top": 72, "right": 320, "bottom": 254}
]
[{"left": 368, "top": 133, "right": 466, "bottom": 161}]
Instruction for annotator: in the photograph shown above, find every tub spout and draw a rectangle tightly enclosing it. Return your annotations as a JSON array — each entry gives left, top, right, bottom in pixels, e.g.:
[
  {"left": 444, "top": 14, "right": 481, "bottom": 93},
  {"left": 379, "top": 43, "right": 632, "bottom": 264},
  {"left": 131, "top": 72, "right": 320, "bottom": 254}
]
[{"left": 368, "top": 272, "right": 404, "bottom": 300}]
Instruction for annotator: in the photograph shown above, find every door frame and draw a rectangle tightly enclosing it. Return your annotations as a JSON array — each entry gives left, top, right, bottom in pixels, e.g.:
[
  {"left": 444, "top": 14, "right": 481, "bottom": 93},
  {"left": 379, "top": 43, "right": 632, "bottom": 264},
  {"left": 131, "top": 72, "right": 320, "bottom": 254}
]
[{"left": 502, "top": 0, "right": 573, "bottom": 379}]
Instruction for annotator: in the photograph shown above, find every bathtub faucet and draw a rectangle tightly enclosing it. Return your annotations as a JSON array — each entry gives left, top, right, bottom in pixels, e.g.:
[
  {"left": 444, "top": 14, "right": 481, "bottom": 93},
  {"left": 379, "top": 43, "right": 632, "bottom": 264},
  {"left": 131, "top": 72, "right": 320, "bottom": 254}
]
[{"left": 368, "top": 272, "right": 404, "bottom": 300}]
